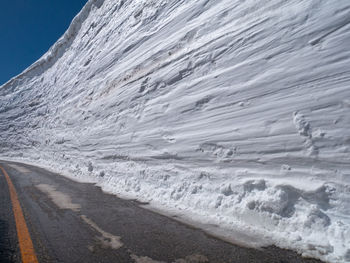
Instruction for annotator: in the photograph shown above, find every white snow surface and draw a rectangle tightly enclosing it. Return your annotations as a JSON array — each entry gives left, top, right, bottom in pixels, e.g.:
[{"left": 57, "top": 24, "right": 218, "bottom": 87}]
[{"left": 1, "top": 0, "right": 350, "bottom": 262}]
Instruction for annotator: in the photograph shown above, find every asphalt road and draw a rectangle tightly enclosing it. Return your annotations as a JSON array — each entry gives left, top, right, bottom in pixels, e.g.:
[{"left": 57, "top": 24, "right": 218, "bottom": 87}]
[{"left": 0, "top": 161, "right": 324, "bottom": 263}]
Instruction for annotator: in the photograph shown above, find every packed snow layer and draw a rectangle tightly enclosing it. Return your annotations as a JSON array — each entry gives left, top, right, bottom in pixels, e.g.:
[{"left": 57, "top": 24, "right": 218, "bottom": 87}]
[{"left": 1, "top": 0, "right": 350, "bottom": 262}]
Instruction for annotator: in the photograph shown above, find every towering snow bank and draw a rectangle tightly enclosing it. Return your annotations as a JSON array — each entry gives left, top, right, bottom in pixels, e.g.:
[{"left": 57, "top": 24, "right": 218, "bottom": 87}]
[{"left": 1, "top": 0, "right": 350, "bottom": 262}]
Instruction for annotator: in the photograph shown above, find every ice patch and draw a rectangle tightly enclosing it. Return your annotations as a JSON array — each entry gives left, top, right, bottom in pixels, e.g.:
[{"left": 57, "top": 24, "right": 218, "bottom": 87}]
[
  {"left": 81, "top": 215, "right": 123, "bottom": 250},
  {"left": 36, "top": 184, "right": 81, "bottom": 211},
  {"left": 7, "top": 164, "right": 31, "bottom": 174}
]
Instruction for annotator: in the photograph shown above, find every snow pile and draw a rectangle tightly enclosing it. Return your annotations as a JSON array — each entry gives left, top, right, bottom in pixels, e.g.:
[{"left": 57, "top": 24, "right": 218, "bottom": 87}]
[{"left": 1, "top": 0, "right": 350, "bottom": 262}]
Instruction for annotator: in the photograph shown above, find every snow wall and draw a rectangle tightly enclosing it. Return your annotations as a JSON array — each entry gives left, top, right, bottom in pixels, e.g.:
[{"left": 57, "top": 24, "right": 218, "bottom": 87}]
[{"left": 1, "top": 0, "right": 350, "bottom": 262}]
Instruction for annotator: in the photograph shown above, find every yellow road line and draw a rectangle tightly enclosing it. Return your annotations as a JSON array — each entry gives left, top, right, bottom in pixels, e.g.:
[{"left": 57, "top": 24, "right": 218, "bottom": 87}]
[{"left": 0, "top": 165, "right": 39, "bottom": 263}]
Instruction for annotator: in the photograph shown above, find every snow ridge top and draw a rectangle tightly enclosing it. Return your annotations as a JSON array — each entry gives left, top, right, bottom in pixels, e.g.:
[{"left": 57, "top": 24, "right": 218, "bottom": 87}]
[{"left": 0, "top": 0, "right": 104, "bottom": 93}]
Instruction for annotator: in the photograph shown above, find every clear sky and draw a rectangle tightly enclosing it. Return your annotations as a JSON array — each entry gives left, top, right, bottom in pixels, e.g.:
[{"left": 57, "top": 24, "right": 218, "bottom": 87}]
[{"left": 0, "top": 0, "right": 88, "bottom": 86}]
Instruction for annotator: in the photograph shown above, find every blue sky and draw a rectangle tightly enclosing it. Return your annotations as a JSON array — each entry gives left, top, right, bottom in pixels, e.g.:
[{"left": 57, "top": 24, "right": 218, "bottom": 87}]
[{"left": 0, "top": 0, "right": 87, "bottom": 85}]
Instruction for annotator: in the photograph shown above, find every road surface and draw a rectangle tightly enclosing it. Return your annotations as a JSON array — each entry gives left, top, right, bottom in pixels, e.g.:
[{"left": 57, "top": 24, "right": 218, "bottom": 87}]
[{"left": 0, "top": 160, "right": 323, "bottom": 263}]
